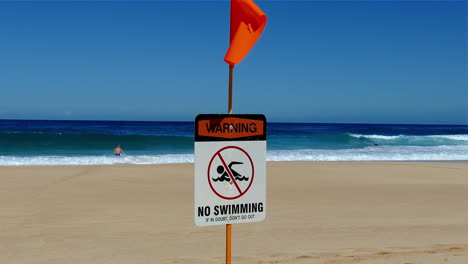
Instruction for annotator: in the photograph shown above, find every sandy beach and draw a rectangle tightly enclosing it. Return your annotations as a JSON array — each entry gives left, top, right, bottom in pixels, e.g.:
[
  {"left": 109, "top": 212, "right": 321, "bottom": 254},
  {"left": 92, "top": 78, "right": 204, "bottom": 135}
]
[{"left": 0, "top": 162, "right": 467, "bottom": 264}]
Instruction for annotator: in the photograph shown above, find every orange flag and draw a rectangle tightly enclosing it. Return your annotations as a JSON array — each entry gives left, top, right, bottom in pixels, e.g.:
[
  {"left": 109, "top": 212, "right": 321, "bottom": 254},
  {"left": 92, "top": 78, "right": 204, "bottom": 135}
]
[{"left": 224, "top": 0, "right": 267, "bottom": 67}]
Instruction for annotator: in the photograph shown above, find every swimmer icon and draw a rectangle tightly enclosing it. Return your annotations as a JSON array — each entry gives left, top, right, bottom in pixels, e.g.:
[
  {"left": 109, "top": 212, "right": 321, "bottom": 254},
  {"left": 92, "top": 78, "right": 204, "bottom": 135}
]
[
  {"left": 213, "top": 161, "right": 250, "bottom": 183},
  {"left": 207, "top": 146, "right": 254, "bottom": 200}
]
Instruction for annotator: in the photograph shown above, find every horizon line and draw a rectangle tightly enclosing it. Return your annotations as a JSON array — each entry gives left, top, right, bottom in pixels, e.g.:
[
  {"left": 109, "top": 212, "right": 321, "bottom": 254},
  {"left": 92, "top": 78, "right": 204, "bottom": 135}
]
[{"left": 0, "top": 118, "right": 467, "bottom": 127}]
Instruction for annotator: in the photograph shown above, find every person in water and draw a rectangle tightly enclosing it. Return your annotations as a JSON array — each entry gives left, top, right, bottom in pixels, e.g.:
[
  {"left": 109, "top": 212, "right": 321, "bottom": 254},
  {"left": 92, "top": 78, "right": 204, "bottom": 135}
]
[{"left": 114, "top": 145, "right": 126, "bottom": 156}]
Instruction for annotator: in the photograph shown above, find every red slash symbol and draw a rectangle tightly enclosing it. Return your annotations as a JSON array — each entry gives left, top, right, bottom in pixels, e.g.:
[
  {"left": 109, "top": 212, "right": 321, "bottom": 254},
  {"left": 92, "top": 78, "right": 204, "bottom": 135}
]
[{"left": 207, "top": 146, "right": 254, "bottom": 200}]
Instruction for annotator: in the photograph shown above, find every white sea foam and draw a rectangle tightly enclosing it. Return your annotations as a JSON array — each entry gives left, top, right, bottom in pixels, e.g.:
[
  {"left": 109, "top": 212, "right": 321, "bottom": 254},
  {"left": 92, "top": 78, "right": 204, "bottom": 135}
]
[
  {"left": 1, "top": 145, "right": 467, "bottom": 166},
  {"left": 428, "top": 135, "right": 468, "bottom": 141},
  {"left": 350, "top": 134, "right": 402, "bottom": 140},
  {"left": 267, "top": 145, "right": 468, "bottom": 161},
  {"left": 0, "top": 154, "right": 194, "bottom": 166}
]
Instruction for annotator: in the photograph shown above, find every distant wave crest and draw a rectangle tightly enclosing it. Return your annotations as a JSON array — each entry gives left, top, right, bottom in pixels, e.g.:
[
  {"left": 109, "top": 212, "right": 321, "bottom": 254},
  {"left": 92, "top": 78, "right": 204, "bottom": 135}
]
[
  {"left": 267, "top": 145, "right": 468, "bottom": 162},
  {"left": 349, "top": 134, "right": 468, "bottom": 145}
]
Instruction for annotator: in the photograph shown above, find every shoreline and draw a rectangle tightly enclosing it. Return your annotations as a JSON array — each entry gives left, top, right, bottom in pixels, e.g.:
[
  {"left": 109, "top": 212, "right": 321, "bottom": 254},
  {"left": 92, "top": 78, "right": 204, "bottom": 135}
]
[{"left": 0, "top": 159, "right": 467, "bottom": 168}]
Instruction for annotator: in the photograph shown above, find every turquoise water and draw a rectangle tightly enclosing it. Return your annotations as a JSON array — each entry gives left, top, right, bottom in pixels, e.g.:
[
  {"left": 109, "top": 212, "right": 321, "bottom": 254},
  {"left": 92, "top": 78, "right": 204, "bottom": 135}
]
[{"left": 0, "top": 119, "right": 467, "bottom": 165}]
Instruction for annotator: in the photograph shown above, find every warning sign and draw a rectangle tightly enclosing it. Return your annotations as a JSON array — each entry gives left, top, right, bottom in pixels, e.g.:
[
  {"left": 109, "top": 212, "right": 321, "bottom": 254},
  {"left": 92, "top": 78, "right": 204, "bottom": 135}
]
[{"left": 194, "top": 114, "right": 266, "bottom": 226}]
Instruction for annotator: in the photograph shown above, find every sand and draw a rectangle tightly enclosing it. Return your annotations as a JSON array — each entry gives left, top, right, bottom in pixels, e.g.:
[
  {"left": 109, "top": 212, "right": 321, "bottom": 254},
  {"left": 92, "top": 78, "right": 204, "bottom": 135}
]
[{"left": 0, "top": 162, "right": 467, "bottom": 264}]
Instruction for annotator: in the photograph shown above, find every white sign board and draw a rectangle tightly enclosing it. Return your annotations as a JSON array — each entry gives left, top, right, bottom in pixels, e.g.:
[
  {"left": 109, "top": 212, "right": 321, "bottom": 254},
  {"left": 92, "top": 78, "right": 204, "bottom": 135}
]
[{"left": 194, "top": 114, "right": 266, "bottom": 226}]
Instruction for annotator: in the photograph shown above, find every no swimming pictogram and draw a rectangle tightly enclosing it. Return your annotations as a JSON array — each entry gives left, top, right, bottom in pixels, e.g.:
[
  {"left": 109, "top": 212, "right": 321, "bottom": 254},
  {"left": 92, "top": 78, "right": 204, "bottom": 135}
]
[{"left": 207, "top": 146, "right": 254, "bottom": 200}]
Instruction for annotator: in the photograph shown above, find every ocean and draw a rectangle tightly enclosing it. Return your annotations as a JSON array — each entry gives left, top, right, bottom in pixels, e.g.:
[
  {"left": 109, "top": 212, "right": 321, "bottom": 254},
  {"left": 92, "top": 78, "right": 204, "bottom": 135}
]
[{"left": 0, "top": 119, "right": 467, "bottom": 166}]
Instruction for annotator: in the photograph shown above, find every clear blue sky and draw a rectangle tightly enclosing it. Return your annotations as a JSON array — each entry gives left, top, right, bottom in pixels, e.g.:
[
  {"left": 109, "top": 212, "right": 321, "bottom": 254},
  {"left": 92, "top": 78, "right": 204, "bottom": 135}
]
[{"left": 0, "top": 0, "right": 466, "bottom": 124}]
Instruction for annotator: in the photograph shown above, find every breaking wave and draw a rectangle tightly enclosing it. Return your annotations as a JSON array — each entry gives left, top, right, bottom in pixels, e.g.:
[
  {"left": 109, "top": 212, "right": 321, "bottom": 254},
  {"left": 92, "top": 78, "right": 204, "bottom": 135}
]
[{"left": 1, "top": 145, "right": 467, "bottom": 166}]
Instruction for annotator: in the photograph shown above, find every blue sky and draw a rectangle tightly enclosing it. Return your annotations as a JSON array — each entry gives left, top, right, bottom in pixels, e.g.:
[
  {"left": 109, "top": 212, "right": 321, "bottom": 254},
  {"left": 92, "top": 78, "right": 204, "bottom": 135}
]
[{"left": 0, "top": 0, "right": 466, "bottom": 124}]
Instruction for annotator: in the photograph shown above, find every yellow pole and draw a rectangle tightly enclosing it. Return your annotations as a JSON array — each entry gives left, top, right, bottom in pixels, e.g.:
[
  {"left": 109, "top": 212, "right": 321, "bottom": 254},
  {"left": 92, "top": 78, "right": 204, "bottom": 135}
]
[
  {"left": 227, "top": 65, "right": 234, "bottom": 264},
  {"left": 228, "top": 66, "right": 233, "bottom": 114},
  {"left": 226, "top": 224, "right": 232, "bottom": 264}
]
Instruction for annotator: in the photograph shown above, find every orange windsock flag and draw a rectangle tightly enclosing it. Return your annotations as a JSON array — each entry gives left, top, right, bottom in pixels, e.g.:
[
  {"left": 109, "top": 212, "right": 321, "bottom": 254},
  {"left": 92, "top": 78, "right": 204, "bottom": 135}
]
[{"left": 224, "top": 0, "right": 267, "bottom": 67}]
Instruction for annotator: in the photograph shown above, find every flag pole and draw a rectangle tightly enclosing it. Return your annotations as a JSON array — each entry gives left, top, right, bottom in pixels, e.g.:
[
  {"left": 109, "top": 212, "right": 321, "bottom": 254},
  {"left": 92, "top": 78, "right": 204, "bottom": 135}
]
[
  {"left": 228, "top": 65, "right": 234, "bottom": 114},
  {"left": 224, "top": 0, "right": 266, "bottom": 262},
  {"left": 226, "top": 64, "right": 233, "bottom": 264},
  {"left": 226, "top": 223, "right": 232, "bottom": 264}
]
